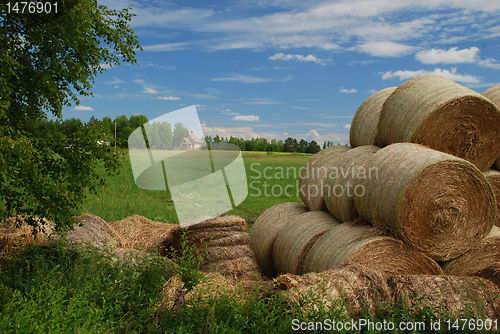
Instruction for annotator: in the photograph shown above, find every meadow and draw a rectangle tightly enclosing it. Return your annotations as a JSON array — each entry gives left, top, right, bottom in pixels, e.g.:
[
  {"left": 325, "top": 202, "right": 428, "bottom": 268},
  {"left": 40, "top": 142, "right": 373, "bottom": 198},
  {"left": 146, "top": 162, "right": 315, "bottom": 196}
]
[{"left": 0, "top": 149, "right": 487, "bottom": 333}]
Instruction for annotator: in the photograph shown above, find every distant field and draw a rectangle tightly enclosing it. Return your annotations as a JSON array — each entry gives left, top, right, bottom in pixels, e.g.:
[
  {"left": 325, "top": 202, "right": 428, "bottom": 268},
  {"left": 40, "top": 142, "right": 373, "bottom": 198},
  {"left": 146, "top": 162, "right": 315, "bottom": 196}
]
[{"left": 82, "top": 150, "right": 312, "bottom": 226}]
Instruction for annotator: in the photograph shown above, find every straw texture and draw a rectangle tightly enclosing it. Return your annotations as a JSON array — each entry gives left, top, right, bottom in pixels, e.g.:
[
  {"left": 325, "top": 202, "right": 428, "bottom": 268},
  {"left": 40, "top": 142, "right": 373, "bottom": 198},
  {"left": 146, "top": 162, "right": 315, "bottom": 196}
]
[
  {"left": 377, "top": 75, "right": 500, "bottom": 171},
  {"left": 354, "top": 143, "right": 495, "bottom": 261},
  {"left": 273, "top": 211, "right": 340, "bottom": 275},
  {"left": 299, "top": 146, "right": 350, "bottom": 211},
  {"left": 483, "top": 169, "right": 500, "bottom": 227},
  {"left": 443, "top": 226, "right": 500, "bottom": 287},
  {"left": 303, "top": 220, "right": 442, "bottom": 276},
  {"left": 277, "top": 264, "right": 391, "bottom": 315},
  {"left": 388, "top": 275, "right": 500, "bottom": 319},
  {"left": 250, "top": 202, "right": 309, "bottom": 277},
  {"left": 323, "top": 145, "right": 380, "bottom": 222},
  {"left": 67, "top": 214, "right": 123, "bottom": 248},
  {"left": 350, "top": 87, "right": 397, "bottom": 147},
  {"left": 483, "top": 83, "right": 500, "bottom": 109}
]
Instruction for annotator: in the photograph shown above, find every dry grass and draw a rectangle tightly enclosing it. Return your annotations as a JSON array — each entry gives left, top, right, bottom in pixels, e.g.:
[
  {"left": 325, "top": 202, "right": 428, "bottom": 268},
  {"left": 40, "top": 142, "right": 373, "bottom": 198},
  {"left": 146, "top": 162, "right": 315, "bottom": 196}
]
[
  {"left": 388, "top": 275, "right": 500, "bottom": 319},
  {"left": 354, "top": 143, "right": 495, "bottom": 261},
  {"left": 377, "top": 75, "right": 500, "bottom": 171},
  {"left": 349, "top": 87, "right": 397, "bottom": 147}
]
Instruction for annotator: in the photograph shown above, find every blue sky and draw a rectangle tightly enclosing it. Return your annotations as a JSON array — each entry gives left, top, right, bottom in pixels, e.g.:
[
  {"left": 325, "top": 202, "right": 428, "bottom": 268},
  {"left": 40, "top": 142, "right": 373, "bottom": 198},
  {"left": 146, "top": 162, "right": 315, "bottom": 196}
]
[{"left": 62, "top": 0, "right": 500, "bottom": 145}]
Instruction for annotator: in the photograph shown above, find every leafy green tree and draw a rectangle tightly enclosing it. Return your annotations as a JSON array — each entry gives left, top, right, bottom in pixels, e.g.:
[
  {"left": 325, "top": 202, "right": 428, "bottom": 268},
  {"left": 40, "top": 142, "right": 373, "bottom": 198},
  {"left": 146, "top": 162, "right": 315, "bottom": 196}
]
[
  {"left": 306, "top": 140, "right": 321, "bottom": 154},
  {"left": 158, "top": 121, "right": 173, "bottom": 150},
  {"left": 129, "top": 115, "right": 149, "bottom": 131},
  {"left": 284, "top": 137, "right": 298, "bottom": 152},
  {"left": 0, "top": 0, "right": 142, "bottom": 229},
  {"left": 298, "top": 139, "right": 308, "bottom": 153},
  {"left": 172, "top": 122, "right": 189, "bottom": 147}
]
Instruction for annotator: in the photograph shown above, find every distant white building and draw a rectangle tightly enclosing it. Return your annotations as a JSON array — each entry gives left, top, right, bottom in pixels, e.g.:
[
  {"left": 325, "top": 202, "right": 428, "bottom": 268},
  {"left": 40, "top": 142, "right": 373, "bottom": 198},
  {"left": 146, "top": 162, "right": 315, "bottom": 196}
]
[{"left": 179, "top": 131, "right": 203, "bottom": 150}]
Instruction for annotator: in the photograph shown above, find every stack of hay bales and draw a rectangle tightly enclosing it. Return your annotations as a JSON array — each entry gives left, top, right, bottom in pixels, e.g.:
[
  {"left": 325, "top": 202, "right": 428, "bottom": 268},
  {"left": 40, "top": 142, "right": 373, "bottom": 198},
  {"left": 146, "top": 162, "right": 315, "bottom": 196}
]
[
  {"left": 252, "top": 75, "right": 500, "bottom": 291},
  {"left": 172, "top": 216, "right": 262, "bottom": 282},
  {"left": 482, "top": 83, "right": 500, "bottom": 170}
]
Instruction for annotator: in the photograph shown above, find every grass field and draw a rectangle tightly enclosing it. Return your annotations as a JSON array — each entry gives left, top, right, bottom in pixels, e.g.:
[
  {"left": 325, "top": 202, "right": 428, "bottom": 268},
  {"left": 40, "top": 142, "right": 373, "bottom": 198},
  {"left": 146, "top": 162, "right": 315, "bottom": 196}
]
[{"left": 82, "top": 150, "right": 312, "bottom": 226}]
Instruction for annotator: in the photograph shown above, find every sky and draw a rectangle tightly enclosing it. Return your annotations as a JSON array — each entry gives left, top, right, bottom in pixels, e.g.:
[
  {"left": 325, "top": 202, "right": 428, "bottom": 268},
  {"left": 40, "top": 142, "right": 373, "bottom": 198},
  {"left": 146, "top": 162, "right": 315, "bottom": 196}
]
[{"left": 62, "top": 0, "right": 500, "bottom": 145}]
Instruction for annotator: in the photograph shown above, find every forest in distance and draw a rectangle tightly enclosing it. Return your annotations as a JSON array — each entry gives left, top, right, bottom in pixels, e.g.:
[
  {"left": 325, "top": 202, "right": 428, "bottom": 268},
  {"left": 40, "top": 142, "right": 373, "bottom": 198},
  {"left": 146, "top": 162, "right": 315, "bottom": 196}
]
[{"left": 46, "top": 114, "right": 346, "bottom": 153}]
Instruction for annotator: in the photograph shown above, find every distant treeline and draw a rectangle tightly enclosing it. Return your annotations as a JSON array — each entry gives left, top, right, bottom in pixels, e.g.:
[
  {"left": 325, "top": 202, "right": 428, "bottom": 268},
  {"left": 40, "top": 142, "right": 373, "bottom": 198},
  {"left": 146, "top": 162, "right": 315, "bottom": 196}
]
[{"left": 45, "top": 115, "right": 345, "bottom": 152}]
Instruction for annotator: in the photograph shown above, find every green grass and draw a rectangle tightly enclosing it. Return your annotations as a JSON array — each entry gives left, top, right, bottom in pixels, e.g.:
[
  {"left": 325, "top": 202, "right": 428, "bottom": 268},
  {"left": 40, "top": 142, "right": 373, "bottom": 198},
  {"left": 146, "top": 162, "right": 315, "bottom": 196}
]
[{"left": 81, "top": 150, "right": 311, "bottom": 225}]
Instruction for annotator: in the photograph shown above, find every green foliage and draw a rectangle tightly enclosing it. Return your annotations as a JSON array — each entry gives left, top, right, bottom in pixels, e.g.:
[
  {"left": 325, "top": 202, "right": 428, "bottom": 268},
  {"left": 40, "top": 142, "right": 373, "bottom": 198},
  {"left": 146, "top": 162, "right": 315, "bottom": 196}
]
[
  {"left": 0, "top": 0, "right": 142, "bottom": 230},
  {"left": 172, "top": 122, "right": 190, "bottom": 147}
]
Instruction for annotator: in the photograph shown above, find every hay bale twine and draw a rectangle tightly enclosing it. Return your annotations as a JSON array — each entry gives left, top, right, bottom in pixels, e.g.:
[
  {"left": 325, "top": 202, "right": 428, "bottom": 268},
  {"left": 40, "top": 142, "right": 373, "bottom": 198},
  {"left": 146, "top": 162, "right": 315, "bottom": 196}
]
[
  {"left": 443, "top": 226, "right": 500, "bottom": 287},
  {"left": 273, "top": 211, "right": 340, "bottom": 275},
  {"left": 299, "top": 146, "right": 350, "bottom": 211},
  {"left": 109, "top": 215, "right": 180, "bottom": 255},
  {"left": 250, "top": 202, "right": 309, "bottom": 277},
  {"left": 324, "top": 145, "right": 380, "bottom": 222},
  {"left": 173, "top": 216, "right": 262, "bottom": 282},
  {"left": 304, "top": 220, "right": 442, "bottom": 277},
  {"left": 277, "top": 264, "right": 391, "bottom": 316},
  {"left": 349, "top": 87, "right": 397, "bottom": 147},
  {"left": 377, "top": 75, "right": 500, "bottom": 171},
  {"left": 388, "top": 275, "right": 500, "bottom": 319},
  {"left": 483, "top": 169, "right": 500, "bottom": 227},
  {"left": 354, "top": 143, "right": 495, "bottom": 261}
]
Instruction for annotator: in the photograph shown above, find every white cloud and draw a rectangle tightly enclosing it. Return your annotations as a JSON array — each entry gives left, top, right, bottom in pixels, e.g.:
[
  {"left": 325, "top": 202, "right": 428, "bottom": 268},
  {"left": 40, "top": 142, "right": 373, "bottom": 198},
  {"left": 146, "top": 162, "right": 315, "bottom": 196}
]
[
  {"left": 100, "top": 63, "right": 112, "bottom": 69},
  {"left": 73, "top": 105, "right": 94, "bottom": 111},
  {"left": 340, "top": 88, "right": 357, "bottom": 93},
  {"left": 191, "top": 94, "right": 219, "bottom": 99},
  {"left": 134, "top": 79, "right": 145, "bottom": 84},
  {"left": 143, "top": 42, "right": 192, "bottom": 52},
  {"left": 343, "top": 124, "right": 351, "bottom": 129},
  {"left": 212, "top": 74, "right": 291, "bottom": 83},
  {"left": 104, "top": 78, "right": 124, "bottom": 85},
  {"left": 114, "top": 86, "right": 119, "bottom": 89},
  {"left": 233, "top": 115, "right": 260, "bottom": 121},
  {"left": 143, "top": 87, "right": 158, "bottom": 94},
  {"left": 306, "top": 130, "right": 321, "bottom": 141},
  {"left": 381, "top": 68, "right": 480, "bottom": 84},
  {"left": 269, "top": 53, "right": 324, "bottom": 65},
  {"left": 201, "top": 124, "right": 261, "bottom": 140},
  {"left": 415, "top": 47, "right": 479, "bottom": 64},
  {"left": 157, "top": 96, "right": 181, "bottom": 100},
  {"left": 478, "top": 58, "right": 500, "bottom": 70},
  {"left": 356, "top": 42, "right": 418, "bottom": 57}
]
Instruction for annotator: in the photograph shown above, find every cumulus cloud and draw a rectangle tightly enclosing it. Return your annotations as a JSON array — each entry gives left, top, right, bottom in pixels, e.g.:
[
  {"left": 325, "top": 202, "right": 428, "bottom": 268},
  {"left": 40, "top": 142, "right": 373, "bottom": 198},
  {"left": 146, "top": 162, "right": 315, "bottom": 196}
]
[
  {"left": 100, "top": 63, "right": 112, "bottom": 69},
  {"left": 343, "top": 124, "right": 351, "bottom": 129},
  {"left": 269, "top": 53, "right": 324, "bottom": 65},
  {"left": 357, "top": 42, "right": 418, "bottom": 57},
  {"left": 143, "top": 87, "right": 158, "bottom": 94},
  {"left": 340, "top": 87, "right": 357, "bottom": 93},
  {"left": 415, "top": 47, "right": 479, "bottom": 64},
  {"left": 157, "top": 96, "right": 181, "bottom": 100},
  {"left": 306, "top": 130, "right": 321, "bottom": 141},
  {"left": 233, "top": 115, "right": 260, "bottom": 121},
  {"left": 73, "top": 105, "right": 94, "bottom": 111},
  {"left": 478, "top": 58, "right": 500, "bottom": 70},
  {"left": 381, "top": 68, "right": 480, "bottom": 84}
]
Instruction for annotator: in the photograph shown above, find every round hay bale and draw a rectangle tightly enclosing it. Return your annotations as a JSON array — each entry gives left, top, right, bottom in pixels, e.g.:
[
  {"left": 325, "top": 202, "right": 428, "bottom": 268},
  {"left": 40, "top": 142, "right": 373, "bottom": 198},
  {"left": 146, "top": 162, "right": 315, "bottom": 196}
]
[
  {"left": 388, "top": 275, "right": 500, "bottom": 319},
  {"left": 324, "top": 145, "right": 380, "bottom": 222},
  {"left": 304, "top": 220, "right": 442, "bottom": 276},
  {"left": 377, "top": 75, "right": 500, "bottom": 171},
  {"left": 350, "top": 87, "right": 397, "bottom": 147},
  {"left": 443, "top": 226, "right": 500, "bottom": 287},
  {"left": 354, "top": 143, "right": 496, "bottom": 261},
  {"left": 273, "top": 211, "right": 340, "bottom": 275},
  {"left": 109, "top": 215, "right": 180, "bottom": 255},
  {"left": 483, "top": 169, "right": 500, "bottom": 227},
  {"left": 483, "top": 83, "right": 500, "bottom": 109},
  {"left": 250, "top": 202, "right": 309, "bottom": 277},
  {"left": 299, "top": 146, "right": 350, "bottom": 211},
  {"left": 277, "top": 264, "right": 391, "bottom": 316}
]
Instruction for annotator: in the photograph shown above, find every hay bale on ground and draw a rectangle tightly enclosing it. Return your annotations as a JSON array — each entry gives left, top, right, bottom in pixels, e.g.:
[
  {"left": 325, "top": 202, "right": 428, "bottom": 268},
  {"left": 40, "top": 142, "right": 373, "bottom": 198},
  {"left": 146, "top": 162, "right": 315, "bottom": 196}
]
[
  {"left": 354, "top": 143, "right": 495, "bottom": 261},
  {"left": 388, "top": 275, "right": 500, "bottom": 319},
  {"left": 483, "top": 169, "right": 500, "bottom": 227},
  {"left": 304, "top": 220, "right": 442, "bottom": 277},
  {"left": 323, "top": 145, "right": 380, "bottom": 222},
  {"left": 109, "top": 215, "right": 180, "bottom": 255},
  {"left": 66, "top": 214, "right": 122, "bottom": 248},
  {"left": 250, "top": 202, "right": 309, "bottom": 277},
  {"left": 273, "top": 211, "right": 340, "bottom": 275},
  {"left": 377, "top": 75, "right": 500, "bottom": 171},
  {"left": 483, "top": 83, "right": 500, "bottom": 109},
  {"left": 277, "top": 264, "right": 391, "bottom": 315},
  {"left": 349, "top": 87, "right": 397, "bottom": 147},
  {"left": 443, "top": 226, "right": 500, "bottom": 287},
  {"left": 173, "top": 216, "right": 263, "bottom": 282},
  {"left": 299, "top": 146, "right": 350, "bottom": 211}
]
